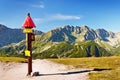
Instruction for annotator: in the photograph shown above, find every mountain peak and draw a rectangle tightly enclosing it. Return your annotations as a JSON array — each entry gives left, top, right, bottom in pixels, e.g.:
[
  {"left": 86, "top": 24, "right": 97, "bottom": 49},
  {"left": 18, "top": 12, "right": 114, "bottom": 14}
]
[
  {"left": 40, "top": 25, "right": 120, "bottom": 47},
  {"left": 0, "top": 24, "right": 42, "bottom": 47},
  {"left": 96, "top": 29, "right": 115, "bottom": 39},
  {"left": 0, "top": 24, "right": 9, "bottom": 31}
]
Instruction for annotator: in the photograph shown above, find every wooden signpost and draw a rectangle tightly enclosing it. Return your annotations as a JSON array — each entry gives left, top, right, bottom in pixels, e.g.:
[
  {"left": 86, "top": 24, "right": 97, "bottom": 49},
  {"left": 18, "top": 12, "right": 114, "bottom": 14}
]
[{"left": 22, "top": 13, "right": 36, "bottom": 76}]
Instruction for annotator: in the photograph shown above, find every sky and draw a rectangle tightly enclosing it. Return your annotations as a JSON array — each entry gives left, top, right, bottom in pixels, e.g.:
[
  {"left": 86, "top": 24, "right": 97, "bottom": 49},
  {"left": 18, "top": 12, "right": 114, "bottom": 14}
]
[{"left": 0, "top": 0, "right": 120, "bottom": 32}]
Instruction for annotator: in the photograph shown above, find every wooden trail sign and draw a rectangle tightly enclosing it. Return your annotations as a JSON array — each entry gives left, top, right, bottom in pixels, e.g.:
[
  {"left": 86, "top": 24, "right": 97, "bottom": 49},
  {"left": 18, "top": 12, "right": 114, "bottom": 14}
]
[{"left": 22, "top": 13, "right": 36, "bottom": 76}]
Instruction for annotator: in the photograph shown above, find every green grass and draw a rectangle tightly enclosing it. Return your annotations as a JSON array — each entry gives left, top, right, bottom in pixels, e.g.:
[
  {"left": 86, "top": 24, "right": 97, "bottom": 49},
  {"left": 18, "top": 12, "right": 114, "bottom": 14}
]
[
  {"left": 49, "top": 56, "right": 120, "bottom": 80},
  {"left": 0, "top": 57, "right": 27, "bottom": 63},
  {"left": 89, "top": 69, "right": 120, "bottom": 80}
]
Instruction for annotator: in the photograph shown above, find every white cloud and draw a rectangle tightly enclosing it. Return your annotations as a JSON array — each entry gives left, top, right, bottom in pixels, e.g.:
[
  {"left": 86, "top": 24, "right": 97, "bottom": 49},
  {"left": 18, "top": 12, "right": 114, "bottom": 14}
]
[
  {"left": 49, "top": 14, "right": 81, "bottom": 20},
  {"left": 31, "top": 1, "right": 45, "bottom": 8},
  {"left": 32, "top": 4, "right": 45, "bottom": 8},
  {"left": 33, "top": 14, "right": 81, "bottom": 23}
]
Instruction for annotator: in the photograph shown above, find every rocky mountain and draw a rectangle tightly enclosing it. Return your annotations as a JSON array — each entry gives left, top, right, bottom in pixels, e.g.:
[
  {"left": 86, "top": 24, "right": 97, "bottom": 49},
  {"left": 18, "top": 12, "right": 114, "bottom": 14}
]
[
  {"left": 0, "top": 25, "right": 119, "bottom": 58},
  {"left": 0, "top": 24, "right": 43, "bottom": 47},
  {"left": 40, "top": 25, "right": 120, "bottom": 47}
]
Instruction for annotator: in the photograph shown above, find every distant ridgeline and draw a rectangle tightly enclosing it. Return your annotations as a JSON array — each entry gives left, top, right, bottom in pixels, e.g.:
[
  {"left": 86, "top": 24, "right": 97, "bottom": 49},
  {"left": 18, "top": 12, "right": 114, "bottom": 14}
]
[
  {"left": 0, "top": 24, "right": 42, "bottom": 47},
  {"left": 0, "top": 24, "right": 120, "bottom": 58}
]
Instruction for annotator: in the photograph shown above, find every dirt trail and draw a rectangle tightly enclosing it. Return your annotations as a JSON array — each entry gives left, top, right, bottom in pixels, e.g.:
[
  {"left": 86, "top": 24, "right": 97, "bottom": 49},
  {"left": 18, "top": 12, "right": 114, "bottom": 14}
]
[{"left": 0, "top": 59, "right": 91, "bottom": 80}]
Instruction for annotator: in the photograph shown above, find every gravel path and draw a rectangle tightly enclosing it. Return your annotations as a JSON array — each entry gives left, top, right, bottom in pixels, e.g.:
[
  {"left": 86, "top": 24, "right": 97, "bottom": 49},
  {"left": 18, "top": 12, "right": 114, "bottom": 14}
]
[{"left": 0, "top": 59, "right": 92, "bottom": 80}]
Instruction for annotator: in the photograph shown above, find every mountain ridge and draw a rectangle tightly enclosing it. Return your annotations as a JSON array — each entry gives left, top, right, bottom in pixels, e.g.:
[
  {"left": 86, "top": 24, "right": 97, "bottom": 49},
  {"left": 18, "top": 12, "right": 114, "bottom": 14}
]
[
  {"left": 39, "top": 25, "right": 120, "bottom": 47},
  {"left": 0, "top": 24, "right": 43, "bottom": 47},
  {"left": 0, "top": 24, "right": 120, "bottom": 58}
]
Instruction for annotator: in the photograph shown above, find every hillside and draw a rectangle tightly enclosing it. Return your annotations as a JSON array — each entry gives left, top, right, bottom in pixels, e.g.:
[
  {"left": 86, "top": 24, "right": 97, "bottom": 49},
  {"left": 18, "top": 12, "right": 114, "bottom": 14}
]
[
  {"left": 36, "top": 41, "right": 111, "bottom": 58},
  {"left": 0, "top": 24, "right": 25, "bottom": 47},
  {"left": 112, "top": 46, "right": 120, "bottom": 56},
  {"left": 0, "top": 24, "right": 43, "bottom": 47}
]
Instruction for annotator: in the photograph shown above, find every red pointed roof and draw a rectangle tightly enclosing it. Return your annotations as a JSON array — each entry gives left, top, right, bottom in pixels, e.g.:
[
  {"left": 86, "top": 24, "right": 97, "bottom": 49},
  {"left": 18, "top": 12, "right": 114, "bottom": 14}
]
[{"left": 22, "top": 13, "right": 36, "bottom": 28}]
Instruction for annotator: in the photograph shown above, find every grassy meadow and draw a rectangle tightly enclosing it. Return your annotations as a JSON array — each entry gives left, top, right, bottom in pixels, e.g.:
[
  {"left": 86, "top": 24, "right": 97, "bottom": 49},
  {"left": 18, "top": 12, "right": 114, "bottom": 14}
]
[
  {"left": 49, "top": 56, "right": 120, "bottom": 80},
  {"left": 0, "top": 57, "right": 27, "bottom": 63}
]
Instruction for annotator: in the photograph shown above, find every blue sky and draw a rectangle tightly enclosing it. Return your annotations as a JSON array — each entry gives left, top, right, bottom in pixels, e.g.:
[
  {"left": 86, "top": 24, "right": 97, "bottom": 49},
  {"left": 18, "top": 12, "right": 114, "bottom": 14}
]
[{"left": 0, "top": 0, "right": 120, "bottom": 32}]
